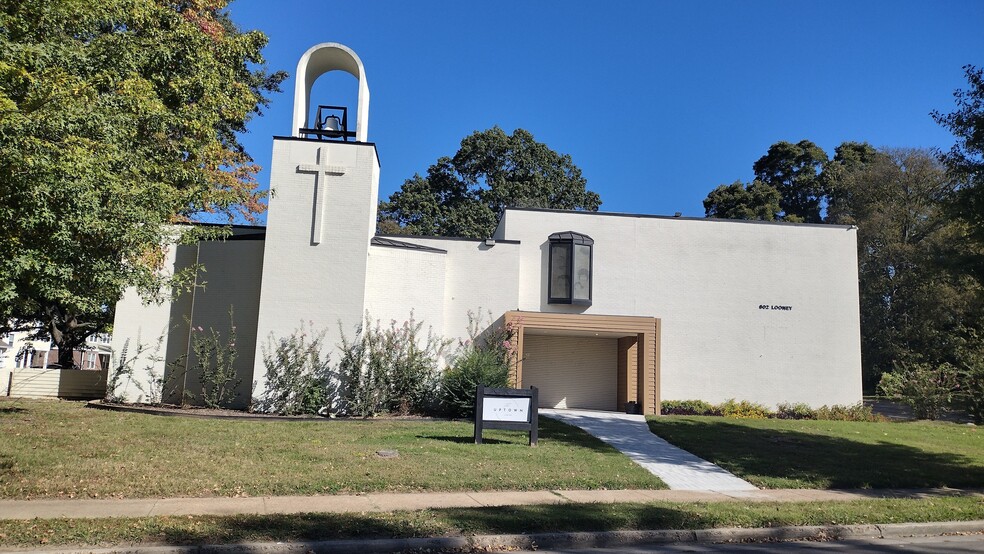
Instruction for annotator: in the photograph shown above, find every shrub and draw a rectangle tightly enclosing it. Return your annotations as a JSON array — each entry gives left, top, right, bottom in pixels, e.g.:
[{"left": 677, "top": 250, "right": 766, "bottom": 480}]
[
  {"left": 336, "top": 312, "right": 449, "bottom": 417},
  {"left": 190, "top": 312, "right": 241, "bottom": 409},
  {"left": 814, "top": 403, "right": 881, "bottom": 422},
  {"left": 463, "top": 309, "right": 521, "bottom": 376},
  {"left": 438, "top": 311, "right": 520, "bottom": 418},
  {"left": 719, "top": 398, "right": 772, "bottom": 419},
  {"left": 441, "top": 347, "right": 511, "bottom": 418},
  {"left": 257, "top": 322, "right": 333, "bottom": 416},
  {"left": 956, "top": 345, "right": 984, "bottom": 425},
  {"left": 662, "top": 399, "right": 882, "bottom": 422},
  {"left": 387, "top": 322, "right": 449, "bottom": 416},
  {"left": 106, "top": 329, "right": 179, "bottom": 405},
  {"left": 878, "top": 362, "right": 958, "bottom": 420},
  {"left": 336, "top": 320, "right": 384, "bottom": 417},
  {"left": 660, "top": 399, "right": 720, "bottom": 416},
  {"left": 106, "top": 339, "right": 138, "bottom": 404},
  {"left": 961, "top": 367, "right": 984, "bottom": 425},
  {"left": 776, "top": 402, "right": 815, "bottom": 420}
]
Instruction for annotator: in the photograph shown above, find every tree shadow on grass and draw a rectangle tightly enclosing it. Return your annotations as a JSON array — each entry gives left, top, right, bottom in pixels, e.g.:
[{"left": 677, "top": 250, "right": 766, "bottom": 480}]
[
  {"left": 417, "top": 435, "right": 514, "bottom": 445},
  {"left": 536, "top": 417, "right": 624, "bottom": 453},
  {"left": 417, "top": 419, "right": 620, "bottom": 453},
  {"left": 648, "top": 417, "right": 984, "bottom": 489},
  {"left": 150, "top": 505, "right": 728, "bottom": 546},
  {"left": 436, "top": 503, "right": 693, "bottom": 535},
  {"left": 156, "top": 512, "right": 446, "bottom": 546},
  {"left": 153, "top": 503, "right": 895, "bottom": 547}
]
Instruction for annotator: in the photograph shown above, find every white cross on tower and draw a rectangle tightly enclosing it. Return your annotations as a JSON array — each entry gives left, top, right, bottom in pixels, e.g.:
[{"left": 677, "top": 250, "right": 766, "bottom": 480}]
[{"left": 297, "top": 147, "right": 348, "bottom": 245}]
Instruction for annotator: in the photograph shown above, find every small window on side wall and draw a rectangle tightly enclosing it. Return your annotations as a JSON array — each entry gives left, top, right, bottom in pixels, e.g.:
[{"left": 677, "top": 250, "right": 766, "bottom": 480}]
[{"left": 548, "top": 231, "right": 593, "bottom": 306}]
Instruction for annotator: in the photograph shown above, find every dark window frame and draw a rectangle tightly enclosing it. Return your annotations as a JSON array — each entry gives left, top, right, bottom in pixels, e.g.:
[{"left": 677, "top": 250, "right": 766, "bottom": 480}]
[{"left": 547, "top": 231, "right": 593, "bottom": 306}]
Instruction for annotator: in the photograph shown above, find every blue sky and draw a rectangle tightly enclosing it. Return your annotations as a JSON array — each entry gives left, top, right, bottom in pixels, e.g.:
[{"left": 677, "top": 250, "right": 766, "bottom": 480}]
[{"left": 226, "top": 0, "right": 984, "bottom": 221}]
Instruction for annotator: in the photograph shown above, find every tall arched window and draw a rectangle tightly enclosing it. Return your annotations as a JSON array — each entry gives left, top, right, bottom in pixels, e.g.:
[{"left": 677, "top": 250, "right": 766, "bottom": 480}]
[{"left": 548, "top": 231, "right": 593, "bottom": 306}]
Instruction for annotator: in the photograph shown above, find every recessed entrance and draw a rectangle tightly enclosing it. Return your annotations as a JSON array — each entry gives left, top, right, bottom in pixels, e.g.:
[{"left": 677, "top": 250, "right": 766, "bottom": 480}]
[
  {"left": 504, "top": 311, "right": 661, "bottom": 415},
  {"left": 522, "top": 335, "right": 617, "bottom": 410}
]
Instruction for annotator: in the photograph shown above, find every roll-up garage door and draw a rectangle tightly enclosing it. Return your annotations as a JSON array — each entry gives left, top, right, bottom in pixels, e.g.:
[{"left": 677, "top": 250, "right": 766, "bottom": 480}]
[{"left": 522, "top": 335, "right": 617, "bottom": 410}]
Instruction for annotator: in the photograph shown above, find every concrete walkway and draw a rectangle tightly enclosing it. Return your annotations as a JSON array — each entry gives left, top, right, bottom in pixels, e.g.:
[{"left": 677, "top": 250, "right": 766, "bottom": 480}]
[
  {"left": 0, "top": 488, "right": 979, "bottom": 521},
  {"left": 541, "top": 409, "right": 758, "bottom": 491}
]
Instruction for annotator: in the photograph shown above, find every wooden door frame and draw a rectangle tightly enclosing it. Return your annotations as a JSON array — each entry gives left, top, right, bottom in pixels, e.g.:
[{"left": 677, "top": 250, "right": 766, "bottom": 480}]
[{"left": 503, "top": 311, "right": 661, "bottom": 415}]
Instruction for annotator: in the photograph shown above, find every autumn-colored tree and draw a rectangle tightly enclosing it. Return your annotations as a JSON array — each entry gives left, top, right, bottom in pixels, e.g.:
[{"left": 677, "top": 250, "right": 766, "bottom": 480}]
[{"left": 0, "top": 0, "right": 285, "bottom": 367}]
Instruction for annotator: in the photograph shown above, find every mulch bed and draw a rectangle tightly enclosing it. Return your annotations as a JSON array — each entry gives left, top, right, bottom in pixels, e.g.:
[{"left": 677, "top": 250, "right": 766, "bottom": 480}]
[{"left": 88, "top": 400, "right": 451, "bottom": 422}]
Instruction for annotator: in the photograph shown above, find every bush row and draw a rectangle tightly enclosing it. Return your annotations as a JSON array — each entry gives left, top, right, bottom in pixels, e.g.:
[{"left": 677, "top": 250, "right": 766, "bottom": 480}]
[
  {"left": 660, "top": 399, "right": 881, "bottom": 421},
  {"left": 256, "top": 310, "right": 517, "bottom": 418},
  {"left": 109, "top": 310, "right": 518, "bottom": 418}
]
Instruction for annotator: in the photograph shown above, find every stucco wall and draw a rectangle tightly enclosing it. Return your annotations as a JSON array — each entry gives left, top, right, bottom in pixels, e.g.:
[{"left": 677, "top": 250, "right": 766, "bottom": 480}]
[
  {"left": 182, "top": 239, "right": 265, "bottom": 409},
  {"left": 364, "top": 245, "right": 447, "bottom": 340},
  {"left": 495, "top": 209, "right": 862, "bottom": 408},
  {"left": 110, "top": 241, "right": 196, "bottom": 404},
  {"left": 253, "top": 139, "right": 379, "bottom": 394},
  {"left": 400, "top": 238, "right": 522, "bottom": 342},
  {"left": 110, "top": 238, "right": 263, "bottom": 407}
]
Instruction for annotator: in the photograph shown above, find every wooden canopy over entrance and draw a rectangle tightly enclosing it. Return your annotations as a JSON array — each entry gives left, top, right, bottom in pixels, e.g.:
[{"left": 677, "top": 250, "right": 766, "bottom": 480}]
[{"left": 503, "top": 311, "right": 661, "bottom": 415}]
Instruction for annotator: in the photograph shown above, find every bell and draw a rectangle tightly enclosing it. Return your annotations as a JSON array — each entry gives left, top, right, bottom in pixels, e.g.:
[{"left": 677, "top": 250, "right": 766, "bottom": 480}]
[{"left": 320, "top": 115, "right": 342, "bottom": 131}]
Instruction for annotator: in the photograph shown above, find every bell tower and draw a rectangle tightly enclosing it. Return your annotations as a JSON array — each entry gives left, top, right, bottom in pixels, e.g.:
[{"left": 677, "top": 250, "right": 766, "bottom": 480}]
[{"left": 253, "top": 43, "right": 380, "bottom": 386}]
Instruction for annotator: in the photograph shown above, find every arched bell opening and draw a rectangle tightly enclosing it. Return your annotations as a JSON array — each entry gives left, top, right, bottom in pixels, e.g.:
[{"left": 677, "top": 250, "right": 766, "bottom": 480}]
[
  {"left": 292, "top": 42, "right": 370, "bottom": 142},
  {"left": 305, "top": 71, "right": 360, "bottom": 141}
]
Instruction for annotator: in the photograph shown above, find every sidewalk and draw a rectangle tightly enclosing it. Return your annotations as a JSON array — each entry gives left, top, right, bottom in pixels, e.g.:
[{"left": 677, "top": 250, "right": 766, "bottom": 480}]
[
  {"left": 1, "top": 487, "right": 980, "bottom": 520},
  {"left": 542, "top": 409, "right": 757, "bottom": 491}
]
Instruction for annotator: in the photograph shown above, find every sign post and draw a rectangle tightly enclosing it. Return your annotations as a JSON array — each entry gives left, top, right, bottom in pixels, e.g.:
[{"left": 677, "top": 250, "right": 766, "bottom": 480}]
[{"left": 474, "top": 385, "right": 538, "bottom": 446}]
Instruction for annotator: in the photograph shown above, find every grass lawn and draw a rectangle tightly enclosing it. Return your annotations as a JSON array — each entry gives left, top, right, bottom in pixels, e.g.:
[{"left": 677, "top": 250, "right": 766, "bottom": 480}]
[
  {"left": 648, "top": 415, "right": 984, "bottom": 489},
  {"left": 2, "top": 498, "right": 983, "bottom": 548},
  {"left": 0, "top": 399, "right": 664, "bottom": 499}
]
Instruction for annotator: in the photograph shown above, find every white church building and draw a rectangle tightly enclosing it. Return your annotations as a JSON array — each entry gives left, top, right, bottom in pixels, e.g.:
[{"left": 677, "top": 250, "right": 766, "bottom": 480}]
[{"left": 111, "top": 43, "right": 863, "bottom": 415}]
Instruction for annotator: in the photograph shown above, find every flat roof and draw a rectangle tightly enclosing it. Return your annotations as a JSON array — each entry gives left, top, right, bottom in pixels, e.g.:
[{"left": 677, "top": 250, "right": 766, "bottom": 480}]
[
  {"left": 499, "top": 207, "right": 856, "bottom": 230},
  {"left": 272, "top": 136, "right": 381, "bottom": 166},
  {"left": 375, "top": 234, "right": 521, "bottom": 244}
]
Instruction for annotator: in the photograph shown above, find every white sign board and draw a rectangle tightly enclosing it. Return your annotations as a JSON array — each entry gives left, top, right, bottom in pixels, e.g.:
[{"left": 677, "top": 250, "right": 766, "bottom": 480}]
[{"left": 482, "top": 396, "right": 531, "bottom": 422}]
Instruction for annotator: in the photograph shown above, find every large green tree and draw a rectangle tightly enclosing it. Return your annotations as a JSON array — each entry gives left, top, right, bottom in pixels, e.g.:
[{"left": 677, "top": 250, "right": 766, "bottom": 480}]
[
  {"left": 702, "top": 180, "right": 781, "bottom": 221},
  {"left": 827, "top": 148, "right": 982, "bottom": 386},
  {"left": 378, "top": 127, "right": 601, "bottom": 238},
  {"left": 752, "top": 139, "right": 829, "bottom": 223},
  {"left": 703, "top": 139, "right": 833, "bottom": 223},
  {"left": 0, "top": 0, "right": 285, "bottom": 367},
  {"left": 933, "top": 64, "right": 984, "bottom": 284}
]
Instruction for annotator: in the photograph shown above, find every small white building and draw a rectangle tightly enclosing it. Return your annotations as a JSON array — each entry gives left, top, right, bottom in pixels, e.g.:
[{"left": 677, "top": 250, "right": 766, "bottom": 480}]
[
  {"left": 111, "top": 44, "right": 862, "bottom": 414},
  {"left": 2, "top": 329, "right": 112, "bottom": 399}
]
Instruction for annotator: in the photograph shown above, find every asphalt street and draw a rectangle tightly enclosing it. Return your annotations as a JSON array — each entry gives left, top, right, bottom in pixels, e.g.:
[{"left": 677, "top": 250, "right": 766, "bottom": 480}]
[{"left": 519, "top": 533, "right": 984, "bottom": 553}]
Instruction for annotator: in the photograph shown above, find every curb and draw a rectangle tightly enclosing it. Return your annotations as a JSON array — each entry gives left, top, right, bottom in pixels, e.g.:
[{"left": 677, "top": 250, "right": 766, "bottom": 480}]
[{"left": 4, "top": 520, "right": 983, "bottom": 554}]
